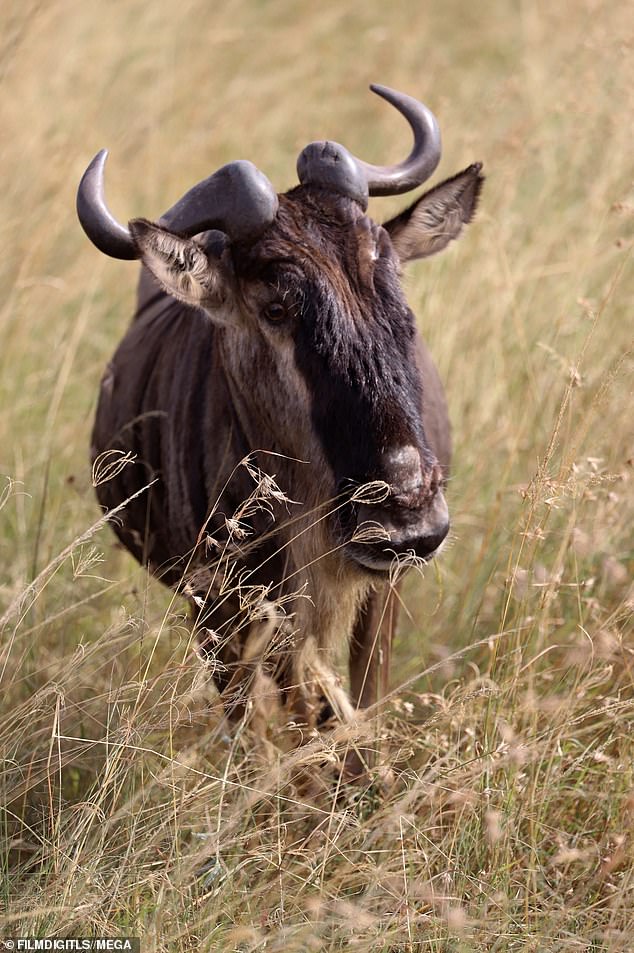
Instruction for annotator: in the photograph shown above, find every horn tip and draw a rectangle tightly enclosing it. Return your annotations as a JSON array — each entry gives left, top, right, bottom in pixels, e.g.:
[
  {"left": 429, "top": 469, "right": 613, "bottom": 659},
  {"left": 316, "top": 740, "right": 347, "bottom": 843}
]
[
  {"left": 369, "top": 82, "right": 392, "bottom": 99},
  {"left": 90, "top": 148, "right": 109, "bottom": 170}
]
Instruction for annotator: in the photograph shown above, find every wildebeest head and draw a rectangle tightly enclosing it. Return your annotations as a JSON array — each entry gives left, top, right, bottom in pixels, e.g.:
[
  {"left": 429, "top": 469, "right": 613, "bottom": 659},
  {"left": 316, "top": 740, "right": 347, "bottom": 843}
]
[{"left": 78, "top": 85, "right": 483, "bottom": 574}]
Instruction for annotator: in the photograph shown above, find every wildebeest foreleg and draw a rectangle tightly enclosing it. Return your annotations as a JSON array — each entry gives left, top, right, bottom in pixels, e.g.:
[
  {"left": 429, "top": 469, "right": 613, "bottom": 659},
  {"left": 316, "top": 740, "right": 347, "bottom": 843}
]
[
  {"left": 349, "top": 581, "right": 401, "bottom": 711},
  {"left": 344, "top": 582, "right": 402, "bottom": 780}
]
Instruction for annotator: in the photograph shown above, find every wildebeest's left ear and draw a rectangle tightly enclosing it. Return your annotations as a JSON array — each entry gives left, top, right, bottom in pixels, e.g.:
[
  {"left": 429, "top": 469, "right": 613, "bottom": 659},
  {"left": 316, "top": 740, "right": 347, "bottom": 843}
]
[
  {"left": 383, "top": 163, "right": 484, "bottom": 262},
  {"left": 129, "top": 219, "right": 228, "bottom": 309}
]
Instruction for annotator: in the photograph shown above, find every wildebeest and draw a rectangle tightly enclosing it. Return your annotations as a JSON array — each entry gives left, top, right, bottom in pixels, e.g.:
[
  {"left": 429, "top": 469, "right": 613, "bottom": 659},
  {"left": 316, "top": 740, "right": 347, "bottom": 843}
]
[{"left": 78, "top": 85, "right": 482, "bottom": 745}]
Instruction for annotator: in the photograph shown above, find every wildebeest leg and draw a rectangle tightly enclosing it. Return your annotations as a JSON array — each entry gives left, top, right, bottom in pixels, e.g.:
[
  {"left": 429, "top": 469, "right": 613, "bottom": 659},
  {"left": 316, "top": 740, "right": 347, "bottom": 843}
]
[
  {"left": 191, "top": 594, "right": 284, "bottom": 729},
  {"left": 349, "top": 582, "right": 401, "bottom": 709},
  {"left": 191, "top": 608, "right": 245, "bottom": 728},
  {"left": 346, "top": 581, "right": 401, "bottom": 779}
]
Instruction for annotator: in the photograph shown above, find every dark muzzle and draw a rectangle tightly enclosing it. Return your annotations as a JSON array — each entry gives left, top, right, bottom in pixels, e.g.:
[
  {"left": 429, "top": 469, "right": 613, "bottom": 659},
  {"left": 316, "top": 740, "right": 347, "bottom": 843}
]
[{"left": 341, "top": 445, "right": 450, "bottom": 571}]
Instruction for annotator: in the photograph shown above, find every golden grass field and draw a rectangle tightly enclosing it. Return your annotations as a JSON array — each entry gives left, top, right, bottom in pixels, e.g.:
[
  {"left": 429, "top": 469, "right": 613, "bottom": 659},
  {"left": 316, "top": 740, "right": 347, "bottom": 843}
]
[{"left": 0, "top": 0, "right": 632, "bottom": 949}]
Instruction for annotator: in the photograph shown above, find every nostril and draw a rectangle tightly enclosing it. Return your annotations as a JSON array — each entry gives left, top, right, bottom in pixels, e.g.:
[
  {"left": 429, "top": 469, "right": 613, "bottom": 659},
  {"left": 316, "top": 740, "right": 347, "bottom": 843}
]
[{"left": 419, "top": 518, "right": 450, "bottom": 557}]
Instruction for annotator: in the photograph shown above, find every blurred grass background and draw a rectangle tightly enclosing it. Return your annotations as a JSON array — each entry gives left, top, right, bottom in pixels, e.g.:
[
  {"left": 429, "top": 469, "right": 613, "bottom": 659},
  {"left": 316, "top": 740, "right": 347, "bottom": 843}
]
[{"left": 0, "top": 0, "right": 632, "bottom": 949}]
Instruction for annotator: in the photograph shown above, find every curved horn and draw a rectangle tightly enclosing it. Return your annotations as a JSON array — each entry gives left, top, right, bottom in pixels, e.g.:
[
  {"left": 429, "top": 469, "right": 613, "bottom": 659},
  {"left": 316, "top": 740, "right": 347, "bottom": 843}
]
[
  {"left": 296, "top": 84, "right": 442, "bottom": 209},
  {"left": 77, "top": 152, "right": 279, "bottom": 260},
  {"left": 359, "top": 85, "right": 442, "bottom": 195},
  {"left": 77, "top": 150, "right": 137, "bottom": 260}
]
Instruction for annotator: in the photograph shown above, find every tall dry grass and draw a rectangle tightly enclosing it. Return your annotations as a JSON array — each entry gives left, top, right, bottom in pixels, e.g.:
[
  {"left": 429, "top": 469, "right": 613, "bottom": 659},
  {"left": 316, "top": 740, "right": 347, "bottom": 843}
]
[{"left": 0, "top": 0, "right": 632, "bottom": 949}]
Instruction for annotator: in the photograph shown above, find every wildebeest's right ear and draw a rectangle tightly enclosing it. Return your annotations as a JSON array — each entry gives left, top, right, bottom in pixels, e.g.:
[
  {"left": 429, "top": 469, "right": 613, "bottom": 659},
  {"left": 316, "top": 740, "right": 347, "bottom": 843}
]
[
  {"left": 129, "top": 219, "right": 228, "bottom": 309},
  {"left": 383, "top": 163, "right": 484, "bottom": 262}
]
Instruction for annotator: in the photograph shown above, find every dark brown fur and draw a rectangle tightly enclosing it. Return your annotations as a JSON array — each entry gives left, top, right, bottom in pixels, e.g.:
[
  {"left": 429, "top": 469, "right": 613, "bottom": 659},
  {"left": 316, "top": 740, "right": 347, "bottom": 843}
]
[{"left": 92, "top": 169, "right": 483, "bottom": 747}]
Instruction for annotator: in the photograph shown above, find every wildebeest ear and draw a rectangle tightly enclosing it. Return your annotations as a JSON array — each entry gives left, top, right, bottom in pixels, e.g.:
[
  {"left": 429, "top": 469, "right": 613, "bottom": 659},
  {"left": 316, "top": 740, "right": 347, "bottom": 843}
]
[
  {"left": 383, "top": 163, "right": 484, "bottom": 262},
  {"left": 129, "top": 219, "right": 227, "bottom": 308}
]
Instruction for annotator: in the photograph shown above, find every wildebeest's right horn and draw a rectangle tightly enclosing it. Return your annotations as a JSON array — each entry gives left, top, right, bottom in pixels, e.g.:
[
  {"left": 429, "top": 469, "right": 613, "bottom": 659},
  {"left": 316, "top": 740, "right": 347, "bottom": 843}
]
[
  {"left": 296, "top": 84, "right": 442, "bottom": 209},
  {"left": 77, "top": 150, "right": 138, "bottom": 260},
  {"left": 77, "top": 151, "right": 279, "bottom": 259}
]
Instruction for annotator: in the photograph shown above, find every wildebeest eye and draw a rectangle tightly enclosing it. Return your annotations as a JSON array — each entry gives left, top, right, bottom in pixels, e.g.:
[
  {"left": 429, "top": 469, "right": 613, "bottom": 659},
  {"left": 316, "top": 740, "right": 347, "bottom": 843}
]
[{"left": 262, "top": 301, "right": 287, "bottom": 323}]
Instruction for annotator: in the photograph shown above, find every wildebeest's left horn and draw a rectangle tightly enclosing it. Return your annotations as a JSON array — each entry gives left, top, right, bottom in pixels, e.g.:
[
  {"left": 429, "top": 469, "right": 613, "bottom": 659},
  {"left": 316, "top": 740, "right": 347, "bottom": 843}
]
[
  {"left": 77, "top": 151, "right": 279, "bottom": 259},
  {"left": 296, "top": 84, "right": 442, "bottom": 209}
]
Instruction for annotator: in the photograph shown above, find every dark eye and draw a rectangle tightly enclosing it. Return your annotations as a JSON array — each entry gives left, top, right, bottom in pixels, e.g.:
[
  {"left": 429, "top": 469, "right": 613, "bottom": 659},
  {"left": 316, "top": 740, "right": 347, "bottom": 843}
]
[{"left": 262, "top": 301, "right": 287, "bottom": 323}]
